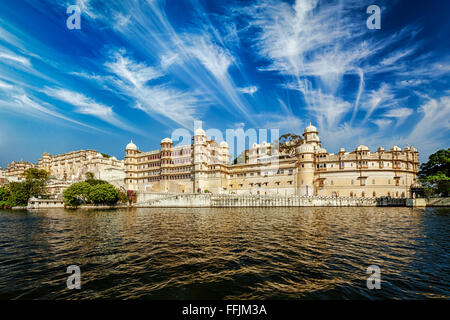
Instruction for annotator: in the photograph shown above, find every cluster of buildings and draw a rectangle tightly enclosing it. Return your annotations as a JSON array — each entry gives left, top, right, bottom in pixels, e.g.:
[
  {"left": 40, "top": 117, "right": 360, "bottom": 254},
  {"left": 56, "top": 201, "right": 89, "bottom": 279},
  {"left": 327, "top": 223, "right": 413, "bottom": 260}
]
[
  {"left": 1, "top": 150, "right": 125, "bottom": 196},
  {"left": 125, "top": 123, "right": 420, "bottom": 198},
  {"left": 1, "top": 123, "right": 421, "bottom": 199}
]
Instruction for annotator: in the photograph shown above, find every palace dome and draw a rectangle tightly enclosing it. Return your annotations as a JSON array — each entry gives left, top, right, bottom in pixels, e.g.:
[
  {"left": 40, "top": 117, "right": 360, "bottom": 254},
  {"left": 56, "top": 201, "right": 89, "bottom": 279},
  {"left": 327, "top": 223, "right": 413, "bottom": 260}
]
[
  {"left": 317, "top": 147, "right": 328, "bottom": 154},
  {"left": 220, "top": 141, "right": 229, "bottom": 148},
  {"left": 410, "top": 146, "right": 417, "bottom": 152},
  {"left": 194, "top": 128, "right": 206, "bottom": 136},
  {"left": 356, "top": 145, "right": 369, "bottom": 151},
  {"left": 304, "top": 122, "right": 318, "bottom": 133},
  {"left": 161, "top": 137, "right": 172, "bottom": 144},
  {"left": 126, "top": 140, "right": 138, "bottom": 150},
  {"left": 391, "top": 145, "right": 401, "bottom": 152}
]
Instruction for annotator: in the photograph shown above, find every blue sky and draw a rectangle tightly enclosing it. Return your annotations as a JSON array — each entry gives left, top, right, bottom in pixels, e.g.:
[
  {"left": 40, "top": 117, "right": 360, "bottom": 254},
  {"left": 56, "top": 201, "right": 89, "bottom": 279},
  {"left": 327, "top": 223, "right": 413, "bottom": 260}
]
[{"left": 0, "top": 0, "right": 449, "bottom": 168}]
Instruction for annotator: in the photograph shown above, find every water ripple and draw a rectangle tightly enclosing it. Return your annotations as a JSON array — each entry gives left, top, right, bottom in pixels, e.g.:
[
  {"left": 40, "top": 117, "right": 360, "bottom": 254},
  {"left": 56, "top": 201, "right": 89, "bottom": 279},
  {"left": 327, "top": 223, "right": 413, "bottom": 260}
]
[{"left": 0, "top": 207, "right": 449, "bottom": 299}]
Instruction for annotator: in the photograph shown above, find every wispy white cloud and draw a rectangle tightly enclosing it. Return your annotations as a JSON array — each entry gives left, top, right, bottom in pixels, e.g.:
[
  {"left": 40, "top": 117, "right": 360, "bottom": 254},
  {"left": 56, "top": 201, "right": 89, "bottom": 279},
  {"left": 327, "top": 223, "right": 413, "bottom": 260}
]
[
  {"left": 0, "top": 79, "right": 13, "bottom": 90},
  {"left": 384, "top": 107, "right": 413, "bottom": 119},
  {"left": 186, "top": 34, "right": 234, "bottom": 80},
  {"left": 372, "top": 119, "right": 393, "bottom": 130},
  {"left": 408, "top": 96, "right": 450, "bottom": 152},
  {"left": 105, "top": 50, "right": 163, "bottom": 88},
  {"left": 0, "top": 51, "right": 31, "bottom": 67},
  {"left": 362, "top": 83, "right": 395, "bottom": 122},
  {"left": 238, "top": 86, "right": 258, "bottom": 95},
  {"left": 104, "top": 50, "right": 199, "bottom": 128},
  {"left": 384, "top": 107, "right": 413, "bottom": 126},
  {"left": 42, "top": 86, "right": 137, "bottom": 133},
  {"left": 75, "top": 0, "right": 98, "bottom": 19},
  {"left": 160, "top": 53, "right": 179, "bottom": 70},
  {"left": 0, "top": 92, "right": 104, "bottom": 133},
  {"left": 380, "top": 47, "right": 417, "bottom": 67}
]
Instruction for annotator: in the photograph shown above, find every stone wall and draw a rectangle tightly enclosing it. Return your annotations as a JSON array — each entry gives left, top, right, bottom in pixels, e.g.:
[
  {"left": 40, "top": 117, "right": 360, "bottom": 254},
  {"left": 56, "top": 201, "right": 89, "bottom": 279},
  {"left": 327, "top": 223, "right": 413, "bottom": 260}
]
[
  {"left": 426, "top": 197, "right": 450, "bottom": 207},
  {"left": 135, "top": 192, "right": 409, "bottom": 207}
]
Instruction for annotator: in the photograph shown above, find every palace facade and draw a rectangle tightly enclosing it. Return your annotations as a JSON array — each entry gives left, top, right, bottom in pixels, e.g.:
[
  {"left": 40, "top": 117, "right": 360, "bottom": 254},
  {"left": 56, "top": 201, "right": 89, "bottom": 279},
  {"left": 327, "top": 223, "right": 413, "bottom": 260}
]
[
  {"left": 0, "top": 167, "right": 6, "bottom": 185},
  {"left": 37, "top": 150, "right": 125, "bottom": 184},
  {"left": 4, "top": 160, "right": 35, "bottom": 179},
  {"left": 125, "top": 124, "right": 420, "bottom": 198}
]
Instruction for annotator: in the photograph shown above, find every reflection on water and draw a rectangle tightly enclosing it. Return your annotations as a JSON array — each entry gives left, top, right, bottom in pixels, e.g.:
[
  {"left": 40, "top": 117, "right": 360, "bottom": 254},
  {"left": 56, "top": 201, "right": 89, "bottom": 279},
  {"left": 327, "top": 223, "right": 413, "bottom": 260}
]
[{"left": 0, "top": 207, "right": 448, "bottom": 299}]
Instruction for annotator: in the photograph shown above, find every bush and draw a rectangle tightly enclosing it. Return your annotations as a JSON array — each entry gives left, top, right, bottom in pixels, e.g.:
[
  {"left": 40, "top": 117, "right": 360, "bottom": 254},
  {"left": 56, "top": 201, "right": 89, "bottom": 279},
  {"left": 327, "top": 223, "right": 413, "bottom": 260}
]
[
  {"left": 118, "top": 191, "right": 128, "bottom": 204},
  {"left": 126, "top": 190, "right": 137, "bottom": 204},
  {"left": 63, "top": 181, "right": 122, "bottom": 207},
  {"left": 85, "top": 179, "right": 108, "bottom": 186},
  {"left": 0, "top": 187, "right": 10, "bottom": 202},
  {"left": 7, "top": 182, "right": 33, "bottom": 207},
  {"left": 0, "top": 200, "right": 14, "bottom": 209},
  {"left": 0, "top": 173, "right": 47, "bottom": 207},
  {"left": 23, "top": 168, "right": 49, "bottom": 180},
  {"left": 63, "top": 182, "right": 92, "bottom": 206},
  {"left": 88, "top": 184, "right": 120, "bottom": 205}
]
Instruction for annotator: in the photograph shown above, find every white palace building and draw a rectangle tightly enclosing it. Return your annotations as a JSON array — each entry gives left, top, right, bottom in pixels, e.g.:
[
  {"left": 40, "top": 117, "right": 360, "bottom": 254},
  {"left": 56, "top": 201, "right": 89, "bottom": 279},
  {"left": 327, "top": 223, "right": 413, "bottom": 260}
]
[{"left": 125, "top": 124, "right": 420, "bottom": 198}]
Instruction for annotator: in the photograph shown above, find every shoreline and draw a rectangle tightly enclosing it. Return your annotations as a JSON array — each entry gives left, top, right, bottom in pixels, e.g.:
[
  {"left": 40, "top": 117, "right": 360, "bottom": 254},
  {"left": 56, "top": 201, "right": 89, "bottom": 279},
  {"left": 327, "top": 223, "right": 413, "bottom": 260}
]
[{"left": 13, "top": 195, "right": 450, "bottom": 210}]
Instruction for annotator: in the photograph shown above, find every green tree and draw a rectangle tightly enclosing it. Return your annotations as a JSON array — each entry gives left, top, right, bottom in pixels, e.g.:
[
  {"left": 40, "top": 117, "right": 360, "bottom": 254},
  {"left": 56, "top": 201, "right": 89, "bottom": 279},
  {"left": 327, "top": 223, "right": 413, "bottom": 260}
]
[
  {"left": 418, "top": 148, "right": 450, "bottom": 197},
  {"left": 85, "top": 178, "right": 108, "bottom": 186},
  {"left": 23, "top": 168, "right": 49, "bottom": 180},
  {"left": 0, "top": 187, "right": 12, "bottom": 208},
  {"left": 7, "top": 182, "right": 32, "bottom": 206},
  {"left": 85, "top": 172, "right": 95, "bottom": 180},
  {"left": 118, "top": 191, "right": 128, "bottom": 204},
  {"left": 63, "top": 182, "right": 92, "bottom": 206},
  {"left": 278, "top": 133, "right": 303, "bottom": 155},
  {"left": 88, "top": 184, "right": 120, "bottom": 205},
  {"left": 0, "top": 169, "right": 49, "bottom": 208},
  {"left": 0, "top": 187, "right": 9, "bottom": 201}
]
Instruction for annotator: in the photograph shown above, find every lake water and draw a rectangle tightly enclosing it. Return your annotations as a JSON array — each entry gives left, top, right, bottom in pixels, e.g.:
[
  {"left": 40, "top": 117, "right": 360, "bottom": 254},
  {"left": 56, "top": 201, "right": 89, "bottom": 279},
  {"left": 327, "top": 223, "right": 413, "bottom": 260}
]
[{"left": 0, "top": 207, "right": 449, "bottom": 299}]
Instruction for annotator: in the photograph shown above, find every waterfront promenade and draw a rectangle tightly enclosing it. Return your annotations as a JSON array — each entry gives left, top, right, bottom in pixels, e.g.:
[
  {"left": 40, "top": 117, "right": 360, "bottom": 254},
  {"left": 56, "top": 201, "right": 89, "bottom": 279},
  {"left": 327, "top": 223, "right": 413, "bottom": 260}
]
[
  {"left": 25, "top": 192, "right": 449, "bottom": 209},
  {"left": 134, "top": 192, "right": 414, "bottom": 208}
]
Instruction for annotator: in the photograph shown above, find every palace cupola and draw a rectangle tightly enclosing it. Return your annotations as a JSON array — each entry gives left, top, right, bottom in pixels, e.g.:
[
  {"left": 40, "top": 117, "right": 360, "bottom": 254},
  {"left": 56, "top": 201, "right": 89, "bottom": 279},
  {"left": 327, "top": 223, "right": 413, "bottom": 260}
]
[
  {"left": 125, "top": 140, "right": 138, "bottom": 155},
  {"left": 303, "top": 122, "right": 321, "bottom": 146}
]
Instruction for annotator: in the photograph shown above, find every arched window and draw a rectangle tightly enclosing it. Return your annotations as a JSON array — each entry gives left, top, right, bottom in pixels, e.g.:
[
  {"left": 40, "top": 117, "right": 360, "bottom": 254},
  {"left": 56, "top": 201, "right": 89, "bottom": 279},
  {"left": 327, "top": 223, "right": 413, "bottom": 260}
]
[{"left": 373, "top": 191, "right": 376, "bottom": 197}]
